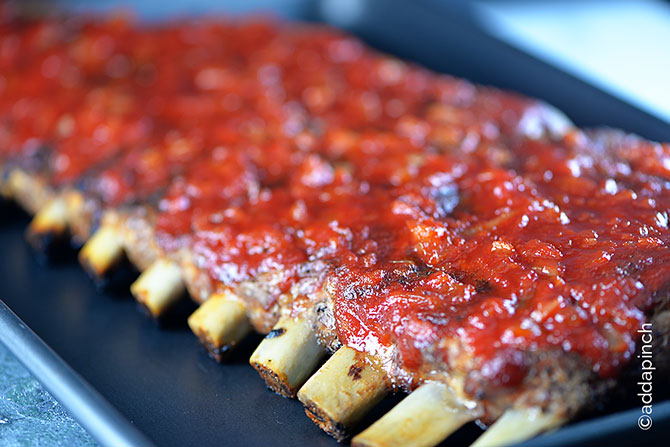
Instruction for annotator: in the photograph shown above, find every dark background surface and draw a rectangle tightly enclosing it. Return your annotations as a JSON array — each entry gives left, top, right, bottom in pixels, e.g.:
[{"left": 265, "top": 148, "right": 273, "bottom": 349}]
[
  {"left": 1, "top": 203, "right": 345, "bottom": 447},
  {"left": 2, "top": 0, "right": 670, "bottom": 446}
]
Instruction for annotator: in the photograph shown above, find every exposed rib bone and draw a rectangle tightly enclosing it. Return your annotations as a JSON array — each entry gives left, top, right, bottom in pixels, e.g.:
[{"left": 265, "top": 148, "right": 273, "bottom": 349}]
[
  {"left": 5, "top": 169, "right": 52, "bottom": 214},
  {"left": 79, "top": 224, "right": 125, "bottom": 278},
  {"left": 130, "top": 258, "right": 185, "bottom": 317},
  {"left": 25, "top": 196, "right": 68, "bottom": 248},
  {"left": 250, "top": 316, "right": 326, "bottom": 397},
  {"left": 470, "top": 408, "right": 565, "bottom": 447},
  {"left": 297, "top": 346, "right": 389, "bottom": 441},
  {"left": 352, "top": 381, "right": 474, "bottom": 447},
  {"left": 188, "top": 291, "right": 252, "bottom": 361}
]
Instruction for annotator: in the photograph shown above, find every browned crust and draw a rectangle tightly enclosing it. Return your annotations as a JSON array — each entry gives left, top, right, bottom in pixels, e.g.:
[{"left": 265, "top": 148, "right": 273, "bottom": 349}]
[
  {"left": 302, "top": 399, "right": 350, "bottom": 442},
  {"left": 191, "top": 322, "right": 242, "bottom": 363},
  {"left": 250, "top": 361, "right": 296, "bottom": 398},
  {"left": 198, "top": 337, "right": 234, "bottom": 363}
]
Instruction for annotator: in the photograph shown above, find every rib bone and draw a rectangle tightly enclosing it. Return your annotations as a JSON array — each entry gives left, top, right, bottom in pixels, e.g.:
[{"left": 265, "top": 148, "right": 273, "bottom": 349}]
[
  {"left": 25, "top": 196, "right": 68, "bottom": 249},
  {"left": 5, "top": 169, "right": 53, "bottom": 214},
  {"left": 250, "top": 316, "right": 326, "bottom": 397},
  {"left": 79, "top": 224, "right": 125, "bottom": 278},
  {"left": 297, "top": 346, "right": 389, "bottom": 441},
  {"left": 130, "top": 258, "right": 185, "bottom": 317},
  {"left": 470, "top": 408, "right": 565, "bottom": 447},
  {"left": 188, "top": 291, "right": 252, "bottom": 361},
  {"left": 352, "top": 381, "right": 474, "bottom": 447}
]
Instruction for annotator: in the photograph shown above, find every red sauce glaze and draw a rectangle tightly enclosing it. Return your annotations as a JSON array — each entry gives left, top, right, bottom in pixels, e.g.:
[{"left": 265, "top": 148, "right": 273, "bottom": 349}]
[
  {"left": 148, "top": 23, "right": 542, "bottom": 324},
  {"left": 4, "top": 13, "right": 669, "bottom": 391},
  {"left": 333, "top": 133, "right": 670, "bottom": 381},
  {"left": 148, "top": 21, "right": 670, "bottom": 384},
  {"left": 0, "top": 17, "right": 149, "bottom": 182}
]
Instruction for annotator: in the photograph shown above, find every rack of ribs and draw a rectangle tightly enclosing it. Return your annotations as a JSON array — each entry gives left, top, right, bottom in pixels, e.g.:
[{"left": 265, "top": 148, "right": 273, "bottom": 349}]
[{"left": 2, "top": 7, "right": 669, "bottom": 446}]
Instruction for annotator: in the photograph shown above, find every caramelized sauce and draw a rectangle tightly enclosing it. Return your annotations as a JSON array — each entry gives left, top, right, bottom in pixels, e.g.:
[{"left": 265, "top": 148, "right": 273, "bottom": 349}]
[{"left": 3, "top": 12, "right": 669, "bottom": 387}]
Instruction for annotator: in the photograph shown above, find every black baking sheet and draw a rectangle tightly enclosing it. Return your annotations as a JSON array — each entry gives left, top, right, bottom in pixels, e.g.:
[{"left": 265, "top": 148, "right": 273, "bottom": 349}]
[{"left": 1, "top": 1, "right": 669, "bottom": 446}]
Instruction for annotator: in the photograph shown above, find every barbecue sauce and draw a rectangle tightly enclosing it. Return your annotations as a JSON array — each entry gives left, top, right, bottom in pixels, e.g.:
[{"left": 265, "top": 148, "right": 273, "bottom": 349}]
[{"left": 3, "top": 14, "right": 670, "bottom": 390}]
